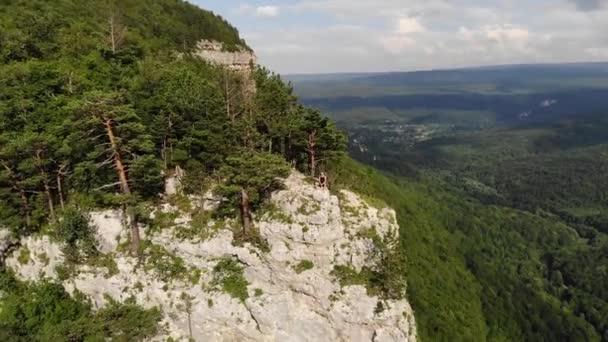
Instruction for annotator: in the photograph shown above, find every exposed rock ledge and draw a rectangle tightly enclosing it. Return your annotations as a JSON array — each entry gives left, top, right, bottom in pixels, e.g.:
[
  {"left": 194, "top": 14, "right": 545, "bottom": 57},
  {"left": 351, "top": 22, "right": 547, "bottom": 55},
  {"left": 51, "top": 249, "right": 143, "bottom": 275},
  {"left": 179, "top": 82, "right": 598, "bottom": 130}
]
[
  {"left": 194, "top": 39, "right": 256, "bottom": 71},
  {"left": 5, "top": 172, "right": 417, "bottom": 342}
]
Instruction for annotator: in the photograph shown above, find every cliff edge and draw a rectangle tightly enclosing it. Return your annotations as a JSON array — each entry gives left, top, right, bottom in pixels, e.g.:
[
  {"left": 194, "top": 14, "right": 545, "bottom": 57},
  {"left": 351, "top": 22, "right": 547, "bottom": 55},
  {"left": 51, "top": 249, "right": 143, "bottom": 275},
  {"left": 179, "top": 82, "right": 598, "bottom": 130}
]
[{"left": 5, "top": 172, "right": 416, "bottom": 341}]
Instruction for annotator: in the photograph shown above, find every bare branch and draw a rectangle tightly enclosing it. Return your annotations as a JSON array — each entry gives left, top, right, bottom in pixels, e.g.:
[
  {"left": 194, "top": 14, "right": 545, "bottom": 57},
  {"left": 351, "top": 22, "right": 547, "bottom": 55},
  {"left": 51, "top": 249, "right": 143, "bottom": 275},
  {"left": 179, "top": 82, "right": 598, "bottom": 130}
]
[{"left": 93, "top": 182, "right": 122, "bottom": 191}]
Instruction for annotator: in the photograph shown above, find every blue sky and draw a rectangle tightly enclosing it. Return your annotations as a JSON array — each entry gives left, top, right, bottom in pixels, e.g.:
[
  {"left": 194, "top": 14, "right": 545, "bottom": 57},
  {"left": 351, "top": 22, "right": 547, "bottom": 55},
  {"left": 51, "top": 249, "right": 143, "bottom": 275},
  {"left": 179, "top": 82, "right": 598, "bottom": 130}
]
[{"left": 193, "top": 0, "right": 608, "bottom": 74}]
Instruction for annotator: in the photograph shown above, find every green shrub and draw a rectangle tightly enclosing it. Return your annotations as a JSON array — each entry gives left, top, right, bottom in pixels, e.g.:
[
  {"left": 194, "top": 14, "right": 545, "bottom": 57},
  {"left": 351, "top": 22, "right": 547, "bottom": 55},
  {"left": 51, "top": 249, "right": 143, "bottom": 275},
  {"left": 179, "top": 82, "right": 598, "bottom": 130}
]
[
  {"left": 55, "top": 207, "right": 97, "bottom": 262},
  {"left": 17, "top": 247, "right": 30, "bottom": 265},
  {"left": 211, "top": 258, "right": 249, "bottom": 302},
  {"left": 95, "top": 297, "right": 162, "bottom": 341},
  {"left": 0, "top": 273, "right": 160, "bottom": 341},
  {"left": 149, "top": 211, "right": 178, "bottom": 233},
  {"left": 87, "top": 253, "right": 120, "bottom": 278},
  {"left": 293, "top": 260, "right": 314, "bottom": 274},
  {"left": 331, "top": 261, "right": 406, "bottom": 300},
  {"left": 141, "top": 241, "right": 188, "bottom": 283}
]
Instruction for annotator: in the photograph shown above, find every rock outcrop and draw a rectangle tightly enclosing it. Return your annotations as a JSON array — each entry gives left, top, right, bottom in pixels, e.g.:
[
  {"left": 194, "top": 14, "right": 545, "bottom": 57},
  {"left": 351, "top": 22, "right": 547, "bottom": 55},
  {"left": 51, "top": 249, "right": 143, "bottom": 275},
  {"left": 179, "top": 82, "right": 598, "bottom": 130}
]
[
  {"left": 6, "top": 172, "right": 416, "bottom": 342},
  {"left": 194, "top": 39, "right": 256, "bottom": 71}
]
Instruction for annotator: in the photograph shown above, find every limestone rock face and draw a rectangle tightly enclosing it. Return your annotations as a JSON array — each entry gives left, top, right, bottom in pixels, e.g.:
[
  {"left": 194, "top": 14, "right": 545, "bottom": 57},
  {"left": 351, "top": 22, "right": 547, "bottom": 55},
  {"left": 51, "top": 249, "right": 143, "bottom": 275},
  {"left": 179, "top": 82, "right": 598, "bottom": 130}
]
[
  {"left": 5, "top": 235, "right": 64, "bottom": 281},
  {"left": 6, "top": 172, "right": 416, "bottom": 342},
  {"left": 194, "top": 39, "right": 256, "bottom": 71}
]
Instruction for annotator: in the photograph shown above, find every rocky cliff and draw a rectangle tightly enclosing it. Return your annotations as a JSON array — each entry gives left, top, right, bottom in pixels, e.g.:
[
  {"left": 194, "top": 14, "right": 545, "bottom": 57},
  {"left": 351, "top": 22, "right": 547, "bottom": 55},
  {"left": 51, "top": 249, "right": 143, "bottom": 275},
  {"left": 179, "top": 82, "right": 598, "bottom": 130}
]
[
  {"left": 195, "top": 40, "right": 256, "bottom": 71},
  {"left": 4, "top": 172, "right": 416, "bottom": 341}
]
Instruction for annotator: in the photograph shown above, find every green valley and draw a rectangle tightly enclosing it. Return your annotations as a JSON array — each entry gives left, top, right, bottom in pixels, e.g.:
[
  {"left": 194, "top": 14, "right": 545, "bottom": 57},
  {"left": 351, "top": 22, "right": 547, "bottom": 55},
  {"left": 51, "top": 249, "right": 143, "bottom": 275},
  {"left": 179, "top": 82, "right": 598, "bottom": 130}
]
[{"left": 295, "top": 67, "right": 608, "bottom": 341}]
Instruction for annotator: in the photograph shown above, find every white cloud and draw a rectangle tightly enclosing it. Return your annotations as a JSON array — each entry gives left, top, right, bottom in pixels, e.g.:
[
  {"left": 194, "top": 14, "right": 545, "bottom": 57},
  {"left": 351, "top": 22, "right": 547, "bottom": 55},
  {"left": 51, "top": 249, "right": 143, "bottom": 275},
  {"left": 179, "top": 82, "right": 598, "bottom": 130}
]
[
  {"left": 397, "top": 17, "right": 425, "bottom": 34},
  {"left": 485, "top": 25, "right": 530, "bottom": 43},
  {"left": 230, "top": 0, "right": 608, "bottom": 73},
  {"left": 459, "top": 25, "right": 530, "bottom": 44},
  {"left": 235, "top": 4, "right": 252, "bottom": 15},
  {"left": 255, "top": 5, "right": 280, "bottom": 17},
  {"left": 381, "top": 35, "right": 417, "bottom": 54},
  {"left": 586, "top": 47, "right": 608, "bottom": 57}
]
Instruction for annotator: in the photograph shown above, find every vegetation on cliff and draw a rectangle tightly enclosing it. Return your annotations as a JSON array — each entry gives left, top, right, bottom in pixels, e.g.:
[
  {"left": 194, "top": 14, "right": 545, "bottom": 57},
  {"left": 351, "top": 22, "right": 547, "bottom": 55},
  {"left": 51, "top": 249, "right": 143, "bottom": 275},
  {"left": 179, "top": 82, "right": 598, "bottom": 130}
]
[
  {"left": 0, "top": 0, "right": 345, "bottom": 247},
  {"left": 0, "top": 2, "right": 346, "bottom": 339},
  {"left": 328, "top": 146, "right": 608, "bottom": 341}
]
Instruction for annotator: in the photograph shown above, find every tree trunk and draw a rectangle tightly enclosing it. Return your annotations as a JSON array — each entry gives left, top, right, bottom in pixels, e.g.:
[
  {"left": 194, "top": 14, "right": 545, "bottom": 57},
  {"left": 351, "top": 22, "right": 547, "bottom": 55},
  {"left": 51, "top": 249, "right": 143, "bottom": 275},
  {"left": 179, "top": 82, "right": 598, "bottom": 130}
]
[
  {"left": 104, "top": 117, "right": 139, "bottom": 254},
  {"left": 67, "top": 72, "right": 74, "bottom": 94},
  {"left": 128, "top": 209, "right": 140, "bottom": 256},
  {"left": 42, "top": 178, "right": 55, "bottom": 222},
  {"left": 57, "top": 173, "right": 65, "bottom": 210},
  {"left": 35, "top": 150, "right": 55, "bottom": 222},
  {"left": 1, "top": 161, "right": 32, "bottom": 226},
  {"left": 225, "top": 73, "right": 232, "bottom": 121},
  {"left": 280, "top": 137, "right": 286, "bottom": 157},
  {"left": 109, "top": 16, "right": 116, "bottom": 53},
  {"left": 57, "top": 163, "right": 67, "bottom": 210},
  {"left": 19, "top": 188, "right": 31, "bottom": 227},
  {"left": 307, "top": 131, "right": 317, "bottom": 177},
  {"left": 104, "top": 118, "right": 131, "bottom": 195},
  {"left": 269, "top": 138, "right": 273, "bottom": 153},
  {"left": 162, "top": 137, "right": 167, "bottom": 169},
  {"left": 166, "top": 116, "right": 173, "bottom": 166},
  {"left": 240, "top": 188, "right": 251, "bottom": 234},
  {"left": 187, "top": 311, "right": 193, "bottom": 341}
]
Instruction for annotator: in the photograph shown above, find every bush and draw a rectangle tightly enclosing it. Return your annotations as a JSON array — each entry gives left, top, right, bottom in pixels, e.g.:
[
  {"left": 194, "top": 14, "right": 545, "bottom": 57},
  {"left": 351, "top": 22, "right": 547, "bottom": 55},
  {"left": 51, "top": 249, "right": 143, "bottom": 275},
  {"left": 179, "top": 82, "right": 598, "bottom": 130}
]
[
  {"left": 211, "top": 257, "right": 249, "bottom": 302},
  {"left": 130, "top": 155, "right": 164, "bottom": 199},
  {"left": 141, "top": 241, "right": 189, "bottom": 283},
  {"left": 95, "top": 297, "right": 162, "bottom": 341},
  {"left": 55, "top": 207, "right": 97, "bottom": 262},
  {"left": 293, "top": 260, "right": 314, "bottom": 274},
  {"left": 0, "top": 273, "right": 160, "bottom": 341}
]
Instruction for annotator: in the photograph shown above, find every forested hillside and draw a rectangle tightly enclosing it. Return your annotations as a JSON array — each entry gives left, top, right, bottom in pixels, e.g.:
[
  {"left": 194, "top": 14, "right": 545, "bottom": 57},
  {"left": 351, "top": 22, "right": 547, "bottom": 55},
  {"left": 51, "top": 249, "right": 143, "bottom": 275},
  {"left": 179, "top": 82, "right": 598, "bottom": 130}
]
[
  {"left": 296, "top": 65, "right": 608, "bottom": 341},
  {"left": 0, "top": 0, "right": 345, "bottom": 233},
  {"left": 326, "top": 154, "right": 608, "bottom": 341},
  {"left": 3, "top": 1, "right": 607, "bottom": 341},
  {"left": 0, "top": 1, "right": 346, "bottom": 338}
]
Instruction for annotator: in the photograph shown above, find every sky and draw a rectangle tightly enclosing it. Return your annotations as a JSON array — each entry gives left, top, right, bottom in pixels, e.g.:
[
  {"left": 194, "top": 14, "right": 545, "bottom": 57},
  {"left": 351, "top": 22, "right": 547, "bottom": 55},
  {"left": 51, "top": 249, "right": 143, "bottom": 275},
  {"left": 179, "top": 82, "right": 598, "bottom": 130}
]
[{"left": 193, "top": 0, "right": 608, "bottom": 74}]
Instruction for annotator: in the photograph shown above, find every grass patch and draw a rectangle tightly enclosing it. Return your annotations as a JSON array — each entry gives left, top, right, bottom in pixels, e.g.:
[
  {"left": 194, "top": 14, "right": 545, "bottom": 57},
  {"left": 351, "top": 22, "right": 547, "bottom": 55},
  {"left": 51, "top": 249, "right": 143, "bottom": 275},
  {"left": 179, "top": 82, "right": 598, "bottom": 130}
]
[{"left": 17, "top": 247, "right": 30, "bottom": 265}]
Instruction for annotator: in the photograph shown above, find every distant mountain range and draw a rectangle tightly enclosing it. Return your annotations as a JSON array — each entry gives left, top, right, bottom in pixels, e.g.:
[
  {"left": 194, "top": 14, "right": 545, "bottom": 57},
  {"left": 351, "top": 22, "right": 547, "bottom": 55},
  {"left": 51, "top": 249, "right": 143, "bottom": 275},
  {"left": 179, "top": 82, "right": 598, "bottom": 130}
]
[{"left": 285, "top": 62, "right": 608, "bottom": 84}]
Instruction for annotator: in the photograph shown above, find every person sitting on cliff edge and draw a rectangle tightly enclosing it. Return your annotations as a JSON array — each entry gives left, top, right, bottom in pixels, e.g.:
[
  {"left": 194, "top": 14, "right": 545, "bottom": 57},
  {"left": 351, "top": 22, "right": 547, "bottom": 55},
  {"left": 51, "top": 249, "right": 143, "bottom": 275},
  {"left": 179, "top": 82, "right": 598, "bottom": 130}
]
[{"left": 318, "top": 172, "right": 328, "bottom": 189}]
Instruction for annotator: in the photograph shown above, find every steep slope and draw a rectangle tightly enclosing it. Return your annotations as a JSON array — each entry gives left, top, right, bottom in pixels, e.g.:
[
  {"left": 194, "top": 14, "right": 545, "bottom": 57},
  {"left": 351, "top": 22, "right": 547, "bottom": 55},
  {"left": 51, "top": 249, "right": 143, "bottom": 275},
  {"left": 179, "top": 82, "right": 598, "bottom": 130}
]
[
  {"left": 0, "top": 0, "right": 247, "bottom": 61},
  {"left": 327, "top": 156, "right": 605, "bottom": 341},
  {"left": 5, "top": 172, "right": 417, "bottom": 341}
]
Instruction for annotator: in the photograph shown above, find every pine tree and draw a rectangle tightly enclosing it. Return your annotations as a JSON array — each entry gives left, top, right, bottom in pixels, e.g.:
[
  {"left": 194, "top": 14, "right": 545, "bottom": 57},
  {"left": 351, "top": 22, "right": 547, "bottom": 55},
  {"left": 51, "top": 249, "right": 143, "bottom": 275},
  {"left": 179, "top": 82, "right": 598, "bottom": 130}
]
[
  {"left": 74, "top": 91, "right": 158, "bottom": 254},
  {"left": 295, "top": 108, "right": 347, "bottom": 177},
  {"left": 218, "top": 152, "right": 290, "bottom": 233}
]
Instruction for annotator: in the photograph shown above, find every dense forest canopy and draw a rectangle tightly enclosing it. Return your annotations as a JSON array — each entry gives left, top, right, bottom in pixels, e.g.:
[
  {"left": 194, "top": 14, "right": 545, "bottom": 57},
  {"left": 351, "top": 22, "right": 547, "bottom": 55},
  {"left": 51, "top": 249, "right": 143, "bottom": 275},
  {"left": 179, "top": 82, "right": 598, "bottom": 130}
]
[
  {"left": 0, "top": 0, "right": 347, "bottom": 337},
  {"left": 0, "top": 0, "right": 345, "bottom": 250},
  {"left": 295, "top": 67, "right": 608, "bottom": 341}
]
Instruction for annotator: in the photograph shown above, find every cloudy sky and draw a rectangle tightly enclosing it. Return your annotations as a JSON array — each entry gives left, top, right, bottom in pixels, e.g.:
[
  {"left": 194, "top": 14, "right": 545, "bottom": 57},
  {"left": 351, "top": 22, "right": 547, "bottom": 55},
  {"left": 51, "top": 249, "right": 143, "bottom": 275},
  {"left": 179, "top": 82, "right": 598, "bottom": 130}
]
[{"left": 193, "top": 0, "right": 608, "bottom": 74}]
